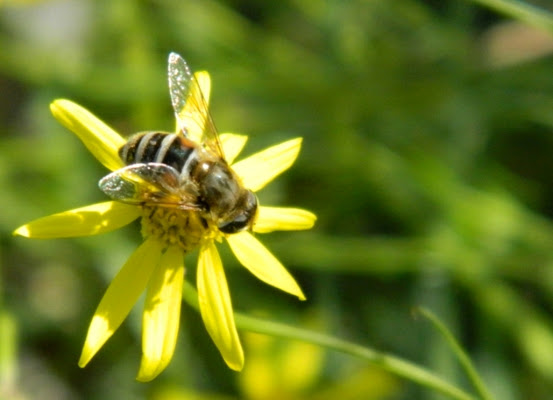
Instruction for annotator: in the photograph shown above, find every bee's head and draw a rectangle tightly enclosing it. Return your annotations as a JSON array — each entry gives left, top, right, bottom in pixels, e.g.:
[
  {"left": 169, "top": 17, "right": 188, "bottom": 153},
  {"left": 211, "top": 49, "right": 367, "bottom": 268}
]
[{"left": 217, "top": 190, "right": 258, "bottom": 234}]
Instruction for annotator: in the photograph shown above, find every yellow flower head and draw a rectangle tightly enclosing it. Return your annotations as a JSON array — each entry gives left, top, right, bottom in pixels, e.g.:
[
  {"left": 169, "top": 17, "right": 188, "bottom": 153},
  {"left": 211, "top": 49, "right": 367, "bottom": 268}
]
[{"left": 14, "top": 54, "right": 316, "bottom": 382}]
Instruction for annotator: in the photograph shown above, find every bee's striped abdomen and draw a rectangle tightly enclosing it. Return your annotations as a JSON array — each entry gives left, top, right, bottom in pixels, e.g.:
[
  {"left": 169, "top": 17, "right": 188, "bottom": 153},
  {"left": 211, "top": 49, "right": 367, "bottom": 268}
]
[{"left": 119, "top": 132, "right": 195, "bottom": 173}]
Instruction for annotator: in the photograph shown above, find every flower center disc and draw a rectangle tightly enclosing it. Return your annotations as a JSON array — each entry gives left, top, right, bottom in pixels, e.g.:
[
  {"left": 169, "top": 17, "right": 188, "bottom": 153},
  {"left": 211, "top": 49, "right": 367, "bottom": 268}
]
[{"left": 141, "top": 206, "right": 212, "bottom": 252}]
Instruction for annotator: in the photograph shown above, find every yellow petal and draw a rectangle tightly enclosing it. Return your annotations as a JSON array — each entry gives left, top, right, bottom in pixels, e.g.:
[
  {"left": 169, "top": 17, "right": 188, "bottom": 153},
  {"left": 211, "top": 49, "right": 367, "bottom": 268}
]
[
  {"left": 79, "top": 238, "right": 164, "bottom": 367},
  {"left": 50, "top": 99, "right": 125, "bottom": 172},
  {"left": 197, "top": 241, "right": 244, "bottom": 371},
  {"left": 176, "top": 71, "right": 211, "bottom": 144},
  {"left": 13, "top": 201, "right": 141, "bottom": 238},
  {"left": 226, "top": 231, "right": 305, "bottom": 300},
  {"left": 220, "top": 133, "right": 248, "bottom": 164},
  {"left": 253, "top": 206, "right": 317, "bottom": 233},
  {"left": 232, "top": 138, "right": 302, "bottom": 192},
  {"left": 137, "top": 246, "right": 184, "bottom": 382}
]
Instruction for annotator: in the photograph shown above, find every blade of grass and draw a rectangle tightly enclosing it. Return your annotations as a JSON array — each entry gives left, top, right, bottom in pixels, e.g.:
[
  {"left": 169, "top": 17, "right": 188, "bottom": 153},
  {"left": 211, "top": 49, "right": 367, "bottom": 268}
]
[
  {"left": 467, "top": 0, "right": 553, "bottom": 33},
  {"left": 417, "top": 308, "right": 494, "bottom": 400},
  {"left": 182, "top": 282, "right": 476, "bottom": 400}
]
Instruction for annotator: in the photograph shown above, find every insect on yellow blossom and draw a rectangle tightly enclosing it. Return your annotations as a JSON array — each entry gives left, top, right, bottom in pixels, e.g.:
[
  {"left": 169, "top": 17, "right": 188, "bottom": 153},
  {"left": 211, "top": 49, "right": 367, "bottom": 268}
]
[{"left": 13, "top": 53, "right": 316, "bottom": 381}]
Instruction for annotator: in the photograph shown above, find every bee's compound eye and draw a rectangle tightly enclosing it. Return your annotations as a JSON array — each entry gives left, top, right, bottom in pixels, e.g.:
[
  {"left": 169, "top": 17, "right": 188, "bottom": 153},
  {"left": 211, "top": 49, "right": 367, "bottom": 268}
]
[
  {"left": 218, "top": 214, "right": 250, "bottom": 234},
  {"left": 217, "top": 191, "right": 258, "bottom": 234}
]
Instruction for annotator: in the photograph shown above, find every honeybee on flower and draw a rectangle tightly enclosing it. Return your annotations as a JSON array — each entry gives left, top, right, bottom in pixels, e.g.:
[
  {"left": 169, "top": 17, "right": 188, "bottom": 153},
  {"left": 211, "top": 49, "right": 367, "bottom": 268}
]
[
  {"left": 14, "top": 53, "right": 316, "bottom": 381},
  {"left": 101, "top": 53, "right": 258, "bottom": 237}
]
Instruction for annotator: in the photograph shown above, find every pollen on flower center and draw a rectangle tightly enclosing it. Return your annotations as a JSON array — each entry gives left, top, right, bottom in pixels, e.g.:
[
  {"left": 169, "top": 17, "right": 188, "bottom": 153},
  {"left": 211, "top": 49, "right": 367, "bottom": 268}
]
[{"left": 140, "top": 206, "right": 214, "bottom": 252}]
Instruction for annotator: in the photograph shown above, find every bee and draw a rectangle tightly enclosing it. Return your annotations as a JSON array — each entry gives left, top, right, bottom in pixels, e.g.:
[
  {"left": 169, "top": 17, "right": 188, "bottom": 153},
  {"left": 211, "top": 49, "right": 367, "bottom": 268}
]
[{"left": 99, "top": 53, "right": 258, "bottom": 234}]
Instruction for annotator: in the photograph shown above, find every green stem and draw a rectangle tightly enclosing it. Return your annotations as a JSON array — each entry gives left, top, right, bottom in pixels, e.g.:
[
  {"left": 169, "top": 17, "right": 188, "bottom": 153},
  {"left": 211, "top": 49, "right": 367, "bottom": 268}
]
[
  {"left": 418, "top": 308, "right": 494, "bottom": 400},
  {"left": 466, "top": 0, "right": 553, "bottom": 33},
  {"left": 182, "top": 282, "right": 475, "bottom": 400}
]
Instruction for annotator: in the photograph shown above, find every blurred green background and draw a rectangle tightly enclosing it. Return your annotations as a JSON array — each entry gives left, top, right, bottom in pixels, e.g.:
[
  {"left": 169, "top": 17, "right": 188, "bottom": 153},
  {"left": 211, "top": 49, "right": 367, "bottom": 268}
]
[{"left": 2, "top": 0, "right": 553, "bottom": 399}]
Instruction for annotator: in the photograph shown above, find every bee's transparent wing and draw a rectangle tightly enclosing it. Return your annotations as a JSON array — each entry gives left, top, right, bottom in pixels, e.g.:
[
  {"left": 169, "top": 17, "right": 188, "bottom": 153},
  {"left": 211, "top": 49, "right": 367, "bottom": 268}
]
[
  {"left": 99, "top": 163, "right": 200, "bottom": 209},
  {"left": 168, "top": 52, "right": 225, "bottom": 159}
]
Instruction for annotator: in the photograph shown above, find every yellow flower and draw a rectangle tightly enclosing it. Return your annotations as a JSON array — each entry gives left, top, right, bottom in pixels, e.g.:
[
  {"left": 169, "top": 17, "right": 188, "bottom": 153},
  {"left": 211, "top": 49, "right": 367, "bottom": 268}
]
[{"left": 13, "top": 70, "right": 316, "bottom": 382}]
